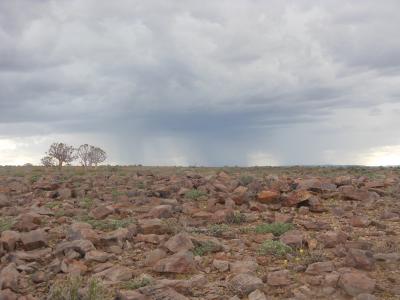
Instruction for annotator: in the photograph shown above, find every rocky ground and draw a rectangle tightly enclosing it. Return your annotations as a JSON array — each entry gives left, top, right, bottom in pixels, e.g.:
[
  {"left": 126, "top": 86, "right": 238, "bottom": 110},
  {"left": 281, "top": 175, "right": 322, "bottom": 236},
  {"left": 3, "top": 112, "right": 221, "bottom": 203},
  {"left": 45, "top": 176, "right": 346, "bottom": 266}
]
[{"left": 0, "top": 166, "right": 399, "bottom": 300}]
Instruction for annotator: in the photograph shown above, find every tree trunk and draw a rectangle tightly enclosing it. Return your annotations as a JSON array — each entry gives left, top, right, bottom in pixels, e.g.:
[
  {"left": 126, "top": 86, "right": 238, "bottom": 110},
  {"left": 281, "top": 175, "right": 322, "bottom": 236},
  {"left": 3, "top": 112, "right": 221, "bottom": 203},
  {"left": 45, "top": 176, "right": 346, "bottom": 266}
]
[{"left": 58, "top": 161, "right": 63, "bottom": 170}]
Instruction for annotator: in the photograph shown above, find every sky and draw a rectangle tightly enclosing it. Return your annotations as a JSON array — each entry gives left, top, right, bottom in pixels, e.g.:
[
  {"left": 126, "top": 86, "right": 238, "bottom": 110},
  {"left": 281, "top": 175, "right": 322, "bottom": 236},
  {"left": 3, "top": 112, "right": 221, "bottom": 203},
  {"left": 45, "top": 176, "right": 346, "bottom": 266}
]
[{"left": 1, "top": 0, "right": 400, "bottom": 166}]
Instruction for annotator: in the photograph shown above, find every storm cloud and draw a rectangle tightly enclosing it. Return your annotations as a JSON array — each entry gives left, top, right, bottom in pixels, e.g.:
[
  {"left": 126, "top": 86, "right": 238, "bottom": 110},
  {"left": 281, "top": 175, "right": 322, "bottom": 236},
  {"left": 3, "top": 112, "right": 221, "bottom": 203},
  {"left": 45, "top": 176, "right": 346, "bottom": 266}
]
[{"left": 1, "top": 0, "right": 400, "bottom": 165}]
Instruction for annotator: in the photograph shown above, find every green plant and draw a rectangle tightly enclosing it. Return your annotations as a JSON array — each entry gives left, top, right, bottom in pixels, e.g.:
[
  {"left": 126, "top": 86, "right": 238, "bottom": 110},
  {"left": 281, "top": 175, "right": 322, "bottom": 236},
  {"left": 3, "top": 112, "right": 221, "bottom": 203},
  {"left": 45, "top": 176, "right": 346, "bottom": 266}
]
[
  {"left": 162, "top": 218, "right": 184, "bottom": 234},
  {"left": 30, "top": 174, "right": 41, "bottom": 183},
  {"left": 239, "top": 175, "right": 254, "bottom": 186},
  {"left": 111, "top": 189, "right": 125, "bottom": 201},
  {"left": 254, "top": 222, "right": 294, "bottom": 236},
  {"left": 185, "top": 189, "right": 206, "bottom": 200},
  {"left": 137, "top": 182, "right": 145, "bottom": 189},
  {"left": 48, "top": 276, "right": 106, "bottom": 300},
  {"left": 0, "top": 217, "right": 15, "bottom": 233},
  {"left": 193, "top": 241, "right": 219, "bottom": 256},
  {"left": 226, "top": 211, "right": 246, "bottom": 224},
  {"left": 258, "top": 240, "right": 292, "bottom": 257},
  {"left": 85, "top": 278, "right": 106, "bottom": 300},
  {"left": 45, "top": 201, "right": 61, "bottom": 209},
  {"left": 80, "top": 197, "right": 94, "bottom": 209},
  {"left": 84, "top": 218, "right": 134, "bottom": 231},
  {"left": 208, "top": 224, "right": 229, "bottom": 237},
  {"left": 120, "top": 277, "right": 151, "bottom": 290}
]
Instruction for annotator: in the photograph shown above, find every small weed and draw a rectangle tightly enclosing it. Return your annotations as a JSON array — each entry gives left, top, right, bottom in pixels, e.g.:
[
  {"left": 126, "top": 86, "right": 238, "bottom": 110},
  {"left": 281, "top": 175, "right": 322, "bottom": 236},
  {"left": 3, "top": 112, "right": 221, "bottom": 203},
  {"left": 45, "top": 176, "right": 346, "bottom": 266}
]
[
  {"left": 162, "top": 218, "right": 184, "bottom": 234},
  {"left": 80, "top": 197, "right": 94, "bottom": 209},
  {"left": 84, "top": 218, "right": 134, "bottom": 231},
  {"left": 54, "top": 209, "right": 66, "bottom": 218},
  {"left": 208, "top": 224, "right": 229, "bottom": 237},
  {"left": 239, "top": 226, "right": 253, "bottom": 234},
  {"left": 137, "top": 182, "right": 145, "bottom": 189},
  {"left": 239, "top": 175, "right": 254, "bottom": 186},
  {"left": 193, "top": 241, "right": 219, "bottom": 256},
  {"left": 302, "top": 249, "right": 326, "bottom": 265},
  {"left": 48, "top": 276, "right": 106, "bottom": 300},
  {"left": 258, "top": 240, "right": 292, "bottom": 257},
  {"left": 45, "top": 201, "right": 61, "bottom": 209},
  {"left": 30, "top": 174, "right": 41, "bottom": 184},
  {"left": 0, "top": 217, "right": 15, "bottom": 233},
  {"left": 112, "top": 189, "right": 125, "bottom": 200},
  {"left": 226, "top": 211, "right": 246, "bottom": 224},
  {"left": 120, "top": 277, "right": 151, "bottom": 290},
  {"left": 185, "top": 189, "right": 206, "bottom": 200},
  {"left": 254, "top": 222, "right": 294, "bottom": 236}
]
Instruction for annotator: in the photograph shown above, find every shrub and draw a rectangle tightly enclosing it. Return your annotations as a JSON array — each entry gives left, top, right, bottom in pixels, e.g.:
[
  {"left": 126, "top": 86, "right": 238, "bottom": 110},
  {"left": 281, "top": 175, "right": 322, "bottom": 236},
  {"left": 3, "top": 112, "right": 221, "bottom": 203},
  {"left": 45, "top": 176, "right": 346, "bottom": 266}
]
[
  {"left": 48, "top": 276, "right": 106, "bottom": 300},
  {"left": 193, "top": 241, "right": 219, "bottom": 256},
  {"left": 185, "top": 189, "right": 206, "bottom": 200},
  {"left": 0, "top": 217, "right": 15, "bottom": 233},
  {"left": 239, "top": 175, "right": 254, "bottom": 186},
  {"left": 254, "top": 222, "right": 294, "bottom": 236},
  {"left": 208, "top": 224, "right": 229, "bottom": 237},
  {"left": 80, "top": 197, "right": 94, "bottom": 209},
  {"left": 120, "top": 277, "right": 151, "bottom": 290},
  {"left": 226, "top": 211, "right": 246, "bottom": 224},
  {"left": 258, "top": 240, "right": 292, "bottom": 257},
  {"left": 81, "top": 217, "right": 134, "bottom": 231}
]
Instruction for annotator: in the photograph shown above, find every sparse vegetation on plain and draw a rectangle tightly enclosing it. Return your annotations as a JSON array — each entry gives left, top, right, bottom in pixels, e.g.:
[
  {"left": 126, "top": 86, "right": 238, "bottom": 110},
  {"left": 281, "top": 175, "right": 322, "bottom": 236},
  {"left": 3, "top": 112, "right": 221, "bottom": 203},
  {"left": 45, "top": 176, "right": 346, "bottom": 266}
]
[
  {"left": 254, "top": 222, "right": 294, "bottom": 236},
  {"left": 0, "top": 165, "right": 399, "bottom": 299},
  {"left": 258, "top": 240, "right": 292, "bottom": 257}
]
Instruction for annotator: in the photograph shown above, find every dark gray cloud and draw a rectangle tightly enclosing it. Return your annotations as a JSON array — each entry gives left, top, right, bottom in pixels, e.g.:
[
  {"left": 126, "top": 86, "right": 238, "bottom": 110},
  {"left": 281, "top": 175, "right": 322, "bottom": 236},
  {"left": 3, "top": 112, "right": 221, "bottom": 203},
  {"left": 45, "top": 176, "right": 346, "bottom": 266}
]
[{"left": 1, "top": 0, "right": 400, "bottom": 165}]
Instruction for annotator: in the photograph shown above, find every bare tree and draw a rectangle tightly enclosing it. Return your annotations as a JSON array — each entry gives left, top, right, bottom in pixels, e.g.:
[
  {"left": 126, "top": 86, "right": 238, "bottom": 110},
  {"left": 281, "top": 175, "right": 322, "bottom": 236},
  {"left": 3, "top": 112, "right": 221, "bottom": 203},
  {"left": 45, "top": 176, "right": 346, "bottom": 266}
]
[
  {"left": 41, "top": 156, "right": 55, "bottom": 167},
  {"left": 89, "top": 146, "right": 107, "bottom": 167},
  {"left": 76, "top": 144, "right": 92, "bottom": 168},
  {"left": 47, "top": 142, "right": 76, "bottom": 169}
]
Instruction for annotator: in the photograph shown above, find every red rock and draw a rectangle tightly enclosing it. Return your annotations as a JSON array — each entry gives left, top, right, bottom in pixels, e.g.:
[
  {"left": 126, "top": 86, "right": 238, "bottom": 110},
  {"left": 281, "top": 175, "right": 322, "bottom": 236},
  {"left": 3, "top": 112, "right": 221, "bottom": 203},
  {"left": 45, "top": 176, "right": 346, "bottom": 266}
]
[
  {"left": 153, "top": 251, "right": 197, "bottom": 274},
  {"left": 0, "top": 289, "right": 18, "bottom": 300},
  {"left": 283, "top": 190, "right": 313, "bottom": 206},
  {"left": 341, "top": 188, "right": 378, "bottom": 202},
  {"left": 230, "top": 260, "right": 258, "bottom": 274},
  {"left": 350, "top": 216, "right": 371, "bottom": 227},
  {"left": 149, "top": 205, "right": 173, "bottom": 218},
  {"left": 138, "top": 219, "right": 167, "bottom": 234},
  {"left": 213, "top": 259, "right": 230, "bottom": 272},
  {"left": 67, "top": 222, "right": 99, "bottom": 244},
  {"left": 339, "top": 271, "right": 375, "bottom": 296},
  {"left": 60, "top": 258, "right": 88, "bottom": 275},
  {"left": 305, "top": 261, "right": 335, "bottom": 275},
  {"left": 0, "top": 263, "right": 19, "bottom": 292},
  {"left": 232, "top": 186, "right": 248, "bottom": 205},
  {"left": 95, "top": 265, "right": 133, "bottom": 282},
  {"left": 164, "top": 233, "right": 194, "bottom": 253},
  {"left": 99, "top": 228, "right": 129, "bottom": 247},
  {"left": 280, "top": 230, "right": 304, "bottom": 248},
  {"left": 85, "top": 250, "right": 112, "bottom": 263},
  {"left": 144, "top": 249, "right": 168, "bottom": 266},
  {"left": 0, "top": 231, "right": 20, "bottom": 252},
  {"left": 257, "top": 190, "right": 279, "bottom": 203},
  {"left": 0, "top": 193, "right": 11, "bottom": 208},
  {"left": 248, "top": 289, "right": 267, "bottom": 300},
  {"left": 55, "top": 239, "right": 95, "bottom": 256},
  {"left": 229, "top": 273, "right": 263, "bottom": 296},
  {"left": 345, "top": 248, "right": 375, "bottom": 270},
  {"left": 135, "top": 234, "right": 166, "bottom": 244},
  {"left": 116, "top": 290, "right": 150, "bottom": 300},
  {"left": 20, "top": 229, "right": 48, "bottom": 250},
  {"left": 320, "top": 231, "right": 348, "bottom": 248},
  {"left": 90, "top": 205, "right": 114, "bottom": 219},
  {"left": 57, "top": 188, "right": 72, "bottom": 199},
  {"left": 139, "top": 285, "right": 189, "bottom": 300},
  {"left": 12, "top": 213, "right": 41, "bottom": 232},
  {"left": 267, "top": 270, "right": 291, "bottom": 286}
]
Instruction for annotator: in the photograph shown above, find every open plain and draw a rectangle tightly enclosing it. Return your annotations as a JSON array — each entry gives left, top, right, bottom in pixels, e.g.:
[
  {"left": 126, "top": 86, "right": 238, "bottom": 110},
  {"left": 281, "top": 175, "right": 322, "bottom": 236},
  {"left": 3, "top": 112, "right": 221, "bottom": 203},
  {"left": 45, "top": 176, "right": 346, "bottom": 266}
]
[{"left": 0, "top": 166, "right": 399, "bottom": 300}]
